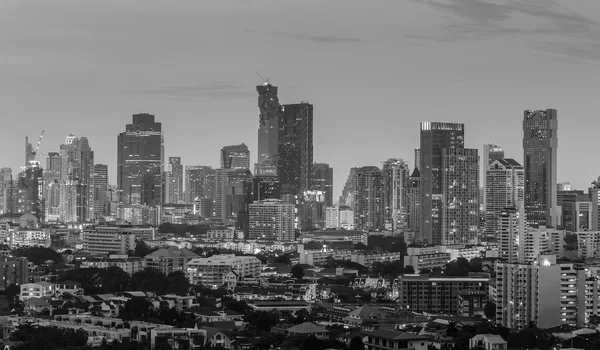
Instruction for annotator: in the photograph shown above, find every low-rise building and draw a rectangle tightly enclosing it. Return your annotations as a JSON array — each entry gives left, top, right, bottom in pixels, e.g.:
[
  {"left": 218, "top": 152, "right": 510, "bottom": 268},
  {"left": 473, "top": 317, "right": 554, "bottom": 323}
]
[
  {"left": 186, "top": 254, "right": 261, "bottom": 289},
  {"left": 145, "top": 247, "right": 200, "bottom": 276},
  {"left": 20, "top": 282, "right": 55, "bottom": 300},
  {"left": 404, "top": 252, "right": 451, "bottom": 273},
  {"left": 80, "top": 254, "right": 146, "bottom": 275},
  {"left": 0, "top": 256, "right": 29, "bottom": 290},
  {"left": 363, "top": 329, "right": 432, "bottom": 350},
  {"left": 286, "top": 322, "right": 329, "bottom": 339},
  {"left": 469, "top": 334, "right": 507, "bottom": 350}
]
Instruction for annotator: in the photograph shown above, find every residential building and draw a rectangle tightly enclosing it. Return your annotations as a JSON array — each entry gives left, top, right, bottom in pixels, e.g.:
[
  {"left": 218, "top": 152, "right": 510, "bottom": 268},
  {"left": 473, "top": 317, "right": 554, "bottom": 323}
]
[
  {"left": 82, "top": 226, "right": 154, "bottom": 255},
  {"left": 523, "top": 109, "right": 559, "bottom": 227},
  {"left": 325, "top": 207, "right": 338, "bottom": 229},
  {"left": 469, "top": 334, "right": 507, "bottom": 350},
  {"left": 278, "top": 102, "right": 313, "bottom": 196},
  {"left": 354, "top": 166, "right": 384, "bottom": 231},
  {"left": 186, "top": 254, "right": 261, "bottom": 288},
  {"left": 339, "top": 167, "right": 358, "bottom": 208},
  {"left": 407, "top": 168, "right": 421, "bottom": 233},
  {"left": 382, "top": 158, "right": 409, "bottom": 232},
  {"left": 591, "top": 184, "right": 600, "bottom": 231},
  {"left": 561, "top": 192, "right": 591, "bottom": 232},
  {"left": 0, "top": 256, "right": 29, "bottom": 290},
  {"left": 92, "top": 164, "right": 108, "bottom": 218},
  {"left": 221, "top": 144, "right": 250, "bottom": 171},
  {"left": 20, "top": 281, "right": 55, "bottom": 300},
  {"left": 248, "top": 199, "right": 295, "bottom": 241},
  {"left": 255, "top": 81, "right": 281, "bottom": 177},
  {"left": 299, "top": 190, "right": 326, "bottom": 231},
  {"left": 578, "top": 231, "right": 600, "bottom": 259},
  {"left": 185, "top": 165, "right": 216, "bottom": 204},
  {"left": 498, "top": 206, "right": 524, "bottom": 263},
  {"left": 363, "top": 329, "right": 432, "bottom": 350},
  {"left": 117, "top": 113, "right": 163, "bottom": 206},
  {"left": 300, "top": 230, "right": 368, "bottom": 245},
  {"left": 80, "top": 255, "right": 146, "bottom": 275},
  {"left": 145, "top": 247, "right": 200, "bottom": 276},
  {"left": 165, "top": 157, "right": 183, "bottom": 204},
  {"left": 58, "top": 134, "right": 95, "bottom": 222},
  {"left": 403, "top": 252, "right": 450, "bottom": 273},
  {"left": 311, "top": 163, "right": 334, "bottom": 207},
  {"left": 482, "top": 144, "right": 505, "bottom": 211},
  {"left": 420, "top": 122, "right": 465, "bottom": 244},
  {"left": 286, "top": 322, "right": 329, "bottom": 339},
  {"left": 485, "top": 158, "right": 524, "bottom": 236}
]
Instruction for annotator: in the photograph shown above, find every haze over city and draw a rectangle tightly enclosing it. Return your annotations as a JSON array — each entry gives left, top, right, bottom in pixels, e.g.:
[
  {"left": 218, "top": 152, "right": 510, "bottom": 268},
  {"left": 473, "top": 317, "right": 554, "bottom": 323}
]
[{"left": 2, "top": 0, "right": 600, "bottom": 195}]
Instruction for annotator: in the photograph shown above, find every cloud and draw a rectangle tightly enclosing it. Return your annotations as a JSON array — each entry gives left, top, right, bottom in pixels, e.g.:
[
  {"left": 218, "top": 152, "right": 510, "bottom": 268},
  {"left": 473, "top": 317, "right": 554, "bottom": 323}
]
[
  {"left": 533, "top": 40, "right": 600, "bottom": 63},
  {"left": 137, "top": 81, "right": 255, "bottom": 100},
  {"left": 273, "top": 32, "right": 363, "bottom": 43},
  {"left": 412, "top": 0, "right": 600, "bottom": 41}
]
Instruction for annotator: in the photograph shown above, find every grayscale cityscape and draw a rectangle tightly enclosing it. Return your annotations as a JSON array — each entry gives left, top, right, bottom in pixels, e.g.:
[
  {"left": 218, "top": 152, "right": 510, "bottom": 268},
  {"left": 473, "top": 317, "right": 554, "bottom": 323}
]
[{"left": 1, "top": 1, "right": 599, "bottom": 350}]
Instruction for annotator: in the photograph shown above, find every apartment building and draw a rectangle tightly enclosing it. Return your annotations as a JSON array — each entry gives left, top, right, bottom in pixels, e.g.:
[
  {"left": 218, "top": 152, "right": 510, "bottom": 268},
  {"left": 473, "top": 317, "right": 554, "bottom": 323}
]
[
  {"left": 82, "top": 225, "right": 154, "bottom": 255},
  {"left": 0, "top": 256, "right": 29, "bottom": 290},
  {"left": 145, "top": 247, "right": 200, "bottom": 276},
  {"left": 186, "top": 254, "right": 261, "bottom": 289},
  {"left": 403, "top": 252, "right": 451, "bottom": 273},
  {"left": 80, "top": 254, "right": 146, "bottom": 275}
]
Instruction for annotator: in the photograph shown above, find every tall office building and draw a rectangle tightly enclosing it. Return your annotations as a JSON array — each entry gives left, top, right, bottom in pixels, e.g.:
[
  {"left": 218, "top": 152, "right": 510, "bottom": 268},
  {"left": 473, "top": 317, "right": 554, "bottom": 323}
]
[
  {"left": 382, "top": 158, "right": 410, "bottom": 232},
  {"left": 414, "top": 148, "right": 420, "bottom": 171},
  {"left": 248, "top": 199, "right": 295, "bottom": 241},
  {"left": 221, "top": 144, "right": 250, "bottom": 171},
  {"left": 420, "top": 122, "right": 465, "bottom": 244},
  {"left": 25, "top": 137, "right": 34, "bottom": 166},
  {"left": 523, "top": 109, "right": 559, "bottom": 227},
  {"left": 482, "top": 144, "right": 505, "bottom": 210},
  {"left": 215, "top": 169, "right": 253, "bottom": 224},
  {"left": 165, "top": 157, "right": 183, "bottom": 204},
  {"left": 256, "top": 82, "right": 281, "bottom": 176},
  {"left": 59, "top": 135, "right": 94, "bottom": 223},
  {"left": 340, "top": 167, "right": 358, "bottom": 208},
  {"left": 354, "top": 166, "right": 384, "bottom": 231},
  {"left": 311, "top": 163, "right": 333, "bottom": 207},
  {"left": 442, "top": 148, "right": 479, "bottom": 245},
  {"left": 92, "top": 164, "right": 108, "bottom": 218},
  {"left": 44, "top": 153, "right": 61, "bottom": 220},
  {"left": 407, "top": 168, "right": 421, "bottom": 233},
  {"left": 299, "top": 190, "right": 326, "bottom": 231},
  {"left": 485, "top": 158, "right": 524, "bottom": 236},
  {"left": 278, "top": 102, "right": 313, "bottom": 196},
  {"left": 117, "top": 114, "right": 163, "bottom": 206},
  {"left": 17, "top": 165, "right": 44, "bottom": 221},
  {"left": 185, "top": 165, "right": 216, "bottom": 204}
]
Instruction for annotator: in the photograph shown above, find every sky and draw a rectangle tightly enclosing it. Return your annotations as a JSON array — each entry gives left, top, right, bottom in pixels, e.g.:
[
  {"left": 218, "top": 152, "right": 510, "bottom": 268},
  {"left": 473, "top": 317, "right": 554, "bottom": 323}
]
[{"left": 1, "top": 0, "right": 600, "bottom": 199}]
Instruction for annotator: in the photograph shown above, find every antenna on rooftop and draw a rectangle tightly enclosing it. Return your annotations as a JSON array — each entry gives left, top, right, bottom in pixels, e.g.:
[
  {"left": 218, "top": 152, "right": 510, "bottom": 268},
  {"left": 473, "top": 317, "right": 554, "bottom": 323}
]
[{"left": 255, "top": 71, "right": 270, "bottom": 85}]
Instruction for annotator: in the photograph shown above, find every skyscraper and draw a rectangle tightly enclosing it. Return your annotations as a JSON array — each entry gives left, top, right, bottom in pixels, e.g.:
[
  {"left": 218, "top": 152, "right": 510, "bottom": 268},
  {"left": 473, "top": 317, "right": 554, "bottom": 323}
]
[
  {"left": 485, "top": 158, "right": 524, "bottom": 236},
  {"left": 382, "top": 158, "right": 410, "bottom": 232},
  {"left": 221, "top": 144, "right": 250, "bottom": 171},
  {"left": 25, "top": 137, "right": 34, "bottom": 166},
  {"left": 248, "top": 199, "right": 295, "bottom": 241},
  {"left": 165, "top": 157, "right": 183, "bottom": 204},
  {"left": 44, "top": 152, "right": 61, "bottom": 220},
  {"left": 278, "top": 102, "right": 313, "bottom": 196},
  {"left": 340, "top": 167, "right": 358, "bottom": 208},
  {"left": 442, "top": 148, "right": 479, "bottom": 245},
  {"left": 414, "top": 148, "right": 421, "bottom": 171},
  {"left": 185, "top": 165, "right": 216, "bottom": 204},
  {"left": 253, "top": 176, "right": 281, "bottom": 201},
  {"left": 117, "top": 114, "right": 163, "bottom": 206},
  {"left": 407, "top": 167, "right": 421, "bottom": 233},
  {"left": 420, "top": 122, "right": 465, "bottom": 244},
  {"left": 354, "top": 166, "right": 384, "bottom": 231},
  {"left": 311, "top": 163, "right": 333, "bottom": 207},
  {"left": 256, "top": 82, "right": 281, "bottom": 176},
  {"left": 482, "top": 144, "right": 505, "bottom": 210},
  {"left": 92, "top": 164, "right": 108, "bottom": 218},
  {"left": 59, "top": 135, "right": 94, "bottom": 223},
  {"left": 523, "top": 109, "right": 559, "bottom": 227}
]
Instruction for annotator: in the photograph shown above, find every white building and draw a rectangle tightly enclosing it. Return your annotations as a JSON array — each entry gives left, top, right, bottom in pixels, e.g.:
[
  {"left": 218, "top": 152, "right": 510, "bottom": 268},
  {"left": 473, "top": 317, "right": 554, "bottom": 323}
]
[
  {"left": 498, "top": 206, "right": 524, "bottom": 263},
  {"left": 325, "top": 207, "right": 338, "bottom": 229},
  {"left": 577, "top": 231, "right": 600, "bottom": 259},
  {"left": 20, "top": 282, "right": 55, "bottom": 300},
  {"left": 82, "top": 226, "right": 138, "bottom": 255},
  {"left": 485, "top": 158, "right": 524, "bottom": 235},
  {"left": 187, "top": 254, "right": 261, "bottom": 289},
  {"left": 248, "top": 199, "right": 295, "bottom": 241}
]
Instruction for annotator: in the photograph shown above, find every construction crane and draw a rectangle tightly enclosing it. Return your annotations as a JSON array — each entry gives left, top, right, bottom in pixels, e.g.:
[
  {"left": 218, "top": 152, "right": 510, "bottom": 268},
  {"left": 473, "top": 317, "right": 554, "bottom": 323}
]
[
  {"left": 256, "top": 71, "right": 270, "bottom": 85},
  {"left": 31, "top": 130, "right": 44, "bottom": 161}
]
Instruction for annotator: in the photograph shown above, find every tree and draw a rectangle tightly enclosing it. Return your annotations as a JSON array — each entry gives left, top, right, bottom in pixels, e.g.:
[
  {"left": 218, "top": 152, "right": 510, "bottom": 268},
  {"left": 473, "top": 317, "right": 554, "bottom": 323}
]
[
  {"left": 129, "top": 268, "right": 168, "bottom": 293},
  {"left": 484, "top": 302, "right": 496, "bottom": 320},
  {"left": 419, "top": 268, "right": 432, "bottom": 274},
  {"left": 273, "top": 254, "right": 291, "bottom": 265},
  {"left": 291, "top": 264, "right": 305, "bottom": 279},
  {"left": 165, "top": 271, "right": 190, "bottom": 295},
  {"left": 14, "top": 246, "right": 63, "bottom": 265},
  {"left": 349, "top": 336, "right": 365, "bottom": 350},
  {"left": 5, "top": 283, "right": 19, "bottom": 301},
  {"left": 134, "top": 240, "right": 156, "bottom": 257},
  {"left": 590, "top": 313, "right": 600, "bottom": 326},
  {"left": 121, "top": 297, "right": 153, "bottom": 320},
  {"left": 100, "top": 266, "right": 131, "bottom": 293}
]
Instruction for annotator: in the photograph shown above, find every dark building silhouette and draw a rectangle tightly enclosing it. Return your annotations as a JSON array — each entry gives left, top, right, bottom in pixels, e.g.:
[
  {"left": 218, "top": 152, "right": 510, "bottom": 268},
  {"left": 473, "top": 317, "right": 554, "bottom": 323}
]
[
  {"left": 419, "top": 122, "right": 465, "bottom": 244},
  {"left": 407, "top": 167, "right": 421, "bottom": 232},
  {"left": 185, "top": 165, "right": 215, "bottom": 204},
  {"left": 256, "top": 83, "right": 281, "bottom": 176},
  {"left": 117, "top": 114, "right": 163, "bottom": 206},
  {"left": 311, "top": 163, "right": 333, "bottom": 207},
  {"left": 17, "top": 165, "right": 44, "bottom": 221},
  {"left": 93, "top": 164, "right": 108, "bottom": 218},
  {"left": 354, "top": 166, "right": 384, "bottom": 231},
  {"left": 278, "top": 102, "right": 313, "bottom": 196},
  {"left": 253, "top": 176, "right": 281, "bottom": 201},
  {"left": 523, "top": 109, "right": 559, "bottom": 227}
]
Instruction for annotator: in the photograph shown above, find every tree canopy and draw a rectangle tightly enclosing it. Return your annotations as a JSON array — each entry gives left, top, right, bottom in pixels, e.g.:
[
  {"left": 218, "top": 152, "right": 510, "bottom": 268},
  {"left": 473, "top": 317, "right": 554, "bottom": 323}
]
[
  {"left": 14, "top": 246, "right": 63, "bottom": 265},
  {"left": 291, "top": 264, "right": 305, "bottom": 279}
]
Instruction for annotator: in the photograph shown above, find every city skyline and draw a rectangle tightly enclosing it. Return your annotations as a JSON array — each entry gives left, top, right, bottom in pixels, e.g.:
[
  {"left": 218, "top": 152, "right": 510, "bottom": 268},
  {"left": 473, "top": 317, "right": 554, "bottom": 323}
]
[{"left": 2, "top": 0, "right": 600, "bottom": 199}]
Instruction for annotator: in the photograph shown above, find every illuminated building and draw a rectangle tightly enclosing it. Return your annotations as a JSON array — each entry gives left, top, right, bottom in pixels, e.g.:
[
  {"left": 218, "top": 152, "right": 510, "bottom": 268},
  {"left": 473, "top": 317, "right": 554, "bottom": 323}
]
[
  {"left": 481, "top": 144, "right": 505, "bottom": 210},
  {"left": 165, "top": 157, "right": 183, "bottom": 204},
  {"left": 311, "top": 163, "right": 333, "bottom": 207},
  {"left": 419, "top": 122, "right": 465, "bottom": 244},
  {"left": 221, "top": 144, "right": 250, "bottom": 171},
  {"left": 117, "top": 113, "right": 163, "bottom": 206},
  {"left": 407, "top": 167, "right": 421, "bottom": 233},
  {"left": 523, "top": 109, "right": 559, "bottom": 227},
  {"left": 58, "top": 134, "right": 95, "bottom": 223},
  {"left": 278, "top": 102, "right": 313, "bottom": 196},
  {"left": 185, "top": 165, "right": 215, "bottom": 205},
  {"left": 92, "top": 164, "right": 108, "bottom": 218},
  {"left": 253, "top": 175, "right": 281, "bottom": 201},
  {"left": 382, "top": 158, "right": 409, "bottom": 232},
  {"left": 255, "top": 82, "right": 281, "bottom": 176},
  {"left": 248, "top": 199, "right": 295, "bottom": 241},
  {"left": 485, "top": 158, "right": 524, "bottom": 236},
  {"left": 354, "top": 166, "right": 384, "bottom": 231}
]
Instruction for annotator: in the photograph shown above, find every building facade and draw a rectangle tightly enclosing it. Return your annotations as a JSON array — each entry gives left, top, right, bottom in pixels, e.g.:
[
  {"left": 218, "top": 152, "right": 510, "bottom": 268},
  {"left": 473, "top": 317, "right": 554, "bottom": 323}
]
[
  {"left": 407, "top": 168, "right": 421, "bottom": 234},
  {"left": 481, "top": 144, "right": 505, "bottom": 211},
  {"left": 523, "top": 109, "right": 559, "bottom": 227},
  {"left": 354, "top": 166, "right": 384, "bottom": 231},
  {"left": 311, "top": 163, "right": 333, "bottom": 207},
  {"left": 248, "top": 199, "right": 295, "bottom": 241},
  {"left": 382, "top": 159, "right": 409, "bottom": 232},
  {"left": 485, "top": 158, "right": 524, "bottom": 236},
  {"left": 278, "top": 102, "right": 313, "bottom": 196},
  {"left": 165, "top": 157, "right": 183, "bottom": 204},
  {"left": 256, "top": 82, "right": 281, "bottom": 176},
  {"left": 221, "top": 144, "right": 250, "bottom": 171}
]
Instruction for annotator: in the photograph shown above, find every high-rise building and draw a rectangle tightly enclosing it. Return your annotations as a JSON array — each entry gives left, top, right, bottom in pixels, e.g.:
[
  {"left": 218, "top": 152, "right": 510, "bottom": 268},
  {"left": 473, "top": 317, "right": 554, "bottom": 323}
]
[
  {"left": 485, "top": 158, "right": 524, "bottom": 236},
  {"left": 185, "top": 165, "right": 215, "bottom": 204},
  {"left": 221, "top": 144, "right": 250, "bottom": 171},
  {"left": 253, "top": 175, "right": 281, "bottom": 201},
  {"left": 59, "top": 135, "right": 94, "bottom": 223},
  {"left": 591, "top": 179, "right": 600, "bottom": 231},
  {"left": 165, "top": 157, "right": 183, "bottom": 204},
  {"left": 407, "top": 168, "right": 421, "bottom": 233},
  {"left": 340, "top": 167, "right": 358, "bottom": 208},
  {"left": 248, "top": 199, "right": 295, "bottom": 241},
  {"left": 311, "top": 163, "right": 333, "bottom": 207},
  {"left": 561, "top": 192, "right": 591, "bottom": 232},
  {"left": 482, "top": 144, "right": 505, "bottom": 210},
  {"left": 354, "top": 166, "right": 384, "bottom": 231},
  {"left": 25, "top": 137, "right": 34, "bottom": 166},
  {"left": 414, "top": 148, "right": 420, "bottom": 171},
  {"left": 382, "top": 159, "right": 409, "bottom": 232},
  {"left": 498, "top": 206, "right": 524, "bottom": 263},
  {"left": 17, "top": 165, "right": 44, "bottom": 221},
  {"left": 523, "top": 109, "right": 559, "bottom": 228},
  {"left": 1, "top": 168, "right": 17, "bottom": 216},
  {"left": 215, "top": 169, "right": 253, "bottom": 224},
  {"left": 299, "top": 190, "right": 325, "bottom": 231},
  {"left": 420, "top": 122, "right": 465, "bottom": 244},
  {"left": 442, "top": 148, "right": 479, "bottom": 245},
  {"left": 92, "top": 164, "right": 108, "bottom": 218},
  {"left": 278, "top": 102, "right": 313, "bottom": 196},
  {"left": 256, "top": 82, "right": 281, "bottom": 176},
  {"left": 117, "top": 113, "right": 163, "bottom": 207}
]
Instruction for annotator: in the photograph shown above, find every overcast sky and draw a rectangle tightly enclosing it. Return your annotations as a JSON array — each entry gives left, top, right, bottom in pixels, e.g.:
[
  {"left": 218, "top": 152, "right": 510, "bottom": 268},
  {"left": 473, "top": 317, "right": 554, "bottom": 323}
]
[{"left": 2, "top": 0, "right": 600, "bottom": 197}]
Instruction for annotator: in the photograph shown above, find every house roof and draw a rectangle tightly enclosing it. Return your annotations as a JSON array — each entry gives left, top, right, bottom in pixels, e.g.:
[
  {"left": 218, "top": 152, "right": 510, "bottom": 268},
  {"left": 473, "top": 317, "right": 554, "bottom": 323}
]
[
  {"left": 199, "top": 326, "right": 230, "bottom": 340},
  {"left": 287, "top": 322, "right": 329, "bottom": 334},
  {"left": 145, "top": 246, "right": 199, "bottom": 259},
  {"left": 346, "top": 305, "right": 388, "bottom": 319},
  {"left": 363, "top": 329, "right": 432, "bottom": 341},
  {"left": 24, "top": 298, "right": 50, "bottom": 306}
]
